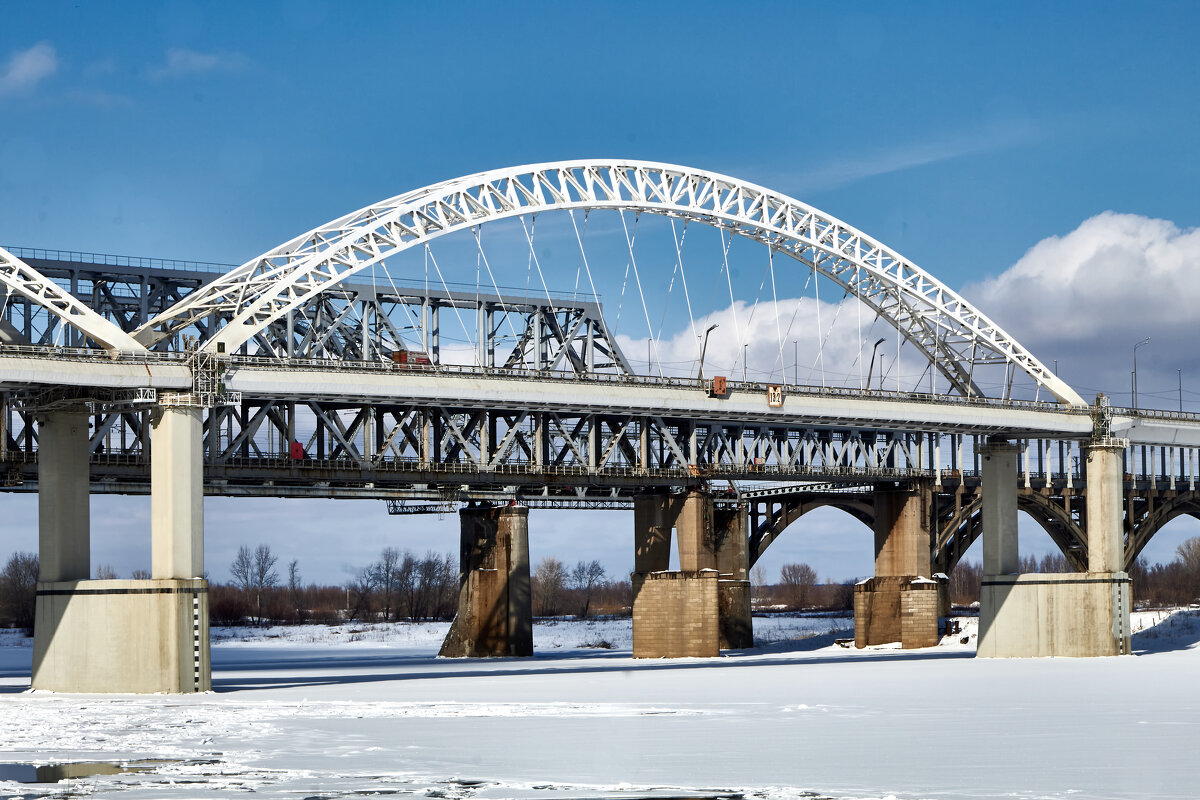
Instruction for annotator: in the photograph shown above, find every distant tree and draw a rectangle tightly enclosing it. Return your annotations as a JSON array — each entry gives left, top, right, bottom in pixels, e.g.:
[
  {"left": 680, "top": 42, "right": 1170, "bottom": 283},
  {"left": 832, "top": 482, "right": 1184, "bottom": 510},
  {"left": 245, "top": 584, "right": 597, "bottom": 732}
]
[
  {"left": 347, "top": 565, "right": 378, "bottom": 622},
  {"left": 1176, "top": 536, "right": 1200, "bottom": 601},
  {"left": 229, "top": 544, "right": 279, "bottom": 625},
  {"left": 533, "top": 556, "right": 568, "bottom": 616},
  {"left": 568, "top": 560, "right": 607, "bottom": 618},
  {"left": 130, "top": 568, "right": 151, "bottom": 580},
  {"left": 94, "top": 564, "right": 118, "bottom": 580},
  {"left": 779, "top": 562, "right": 818, "bottom": 610},
  {"left": 0, "top": 552, "right": 38, "bottom": 633},
  {"left": 749, "top": 564, "right": 769, "bottom": 607},
  {"left": 373, "top": 547, "right": 402, "bottom": 621},
  {"left": 949, "top": 559, "right": 983, "bottom": 606},
  {"left": 287, "top": 559, "right": 304, "bottom": 622}
]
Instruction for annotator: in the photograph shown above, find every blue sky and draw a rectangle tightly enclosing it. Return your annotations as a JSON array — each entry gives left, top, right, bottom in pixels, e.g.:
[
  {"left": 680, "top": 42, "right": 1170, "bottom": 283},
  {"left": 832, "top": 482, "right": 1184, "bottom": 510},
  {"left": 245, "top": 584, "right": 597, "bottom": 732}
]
[{"left": 2, "top": 1, "right": 1199, "bottom": 585}]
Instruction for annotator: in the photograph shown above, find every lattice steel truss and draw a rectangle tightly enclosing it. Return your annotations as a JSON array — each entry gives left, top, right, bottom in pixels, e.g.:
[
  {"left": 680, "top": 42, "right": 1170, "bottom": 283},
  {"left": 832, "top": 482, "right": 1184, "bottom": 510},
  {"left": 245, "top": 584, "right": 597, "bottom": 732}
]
[{"left": 126, "top": 160, "right": 1083, "bottom": 404}]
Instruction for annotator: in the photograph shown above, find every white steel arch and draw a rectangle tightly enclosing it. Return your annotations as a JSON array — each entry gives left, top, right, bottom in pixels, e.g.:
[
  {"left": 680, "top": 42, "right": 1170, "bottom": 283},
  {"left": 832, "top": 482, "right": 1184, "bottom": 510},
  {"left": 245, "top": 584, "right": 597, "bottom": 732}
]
[
  {"left": 135, "top": 160, "right": 1085, "bottom": 406},
  {"left": 0, "top": 245, "right": 146, "bottom": 353}
]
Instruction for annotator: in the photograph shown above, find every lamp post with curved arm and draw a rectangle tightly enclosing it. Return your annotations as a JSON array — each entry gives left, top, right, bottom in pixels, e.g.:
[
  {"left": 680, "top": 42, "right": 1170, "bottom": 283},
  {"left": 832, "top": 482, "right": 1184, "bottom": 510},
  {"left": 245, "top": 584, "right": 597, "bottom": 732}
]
[
  {"left": 866, "top": 337, "right": 886, "bottom": 391},
  {"left": 1133, "top": 337, "right": 1151, "bottom": 411},
  {"left": 697, "top": 323, "right": 718, "bottom": 381}
]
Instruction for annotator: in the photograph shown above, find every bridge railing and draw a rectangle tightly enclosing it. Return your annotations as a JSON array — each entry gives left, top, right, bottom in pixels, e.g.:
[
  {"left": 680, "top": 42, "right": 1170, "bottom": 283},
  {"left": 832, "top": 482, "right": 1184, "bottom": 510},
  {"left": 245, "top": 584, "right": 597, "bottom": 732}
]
[{"left": 5, "top": 245, "right": 235, "bottom": 274}]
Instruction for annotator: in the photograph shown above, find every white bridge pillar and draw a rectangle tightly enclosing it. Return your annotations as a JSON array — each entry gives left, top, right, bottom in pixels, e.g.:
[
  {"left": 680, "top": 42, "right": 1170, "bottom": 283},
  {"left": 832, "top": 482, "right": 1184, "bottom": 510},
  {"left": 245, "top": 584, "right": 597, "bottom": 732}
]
[
  {"left": 36, "top": 411, "right": 91, "bottom": 582},
  {"left": 33, "top": 401, "right": 210, "bottom": 693},
  {"left": 151, "top": 405, "right": 204, "bottom": 578},
  {"left": 979, "top": 432, "right": 1131, "bottom": 657}
]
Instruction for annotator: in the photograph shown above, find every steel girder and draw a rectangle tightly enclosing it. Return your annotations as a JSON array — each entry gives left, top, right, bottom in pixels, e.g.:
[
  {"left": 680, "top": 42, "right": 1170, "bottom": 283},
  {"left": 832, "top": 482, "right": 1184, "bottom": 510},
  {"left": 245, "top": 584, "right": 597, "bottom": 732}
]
[
  {"left": 128, "top": 161, "right": 1084, "bottom": 406},
  {"left": 0, "top": 246, "right": 146, "bottom": 353}
]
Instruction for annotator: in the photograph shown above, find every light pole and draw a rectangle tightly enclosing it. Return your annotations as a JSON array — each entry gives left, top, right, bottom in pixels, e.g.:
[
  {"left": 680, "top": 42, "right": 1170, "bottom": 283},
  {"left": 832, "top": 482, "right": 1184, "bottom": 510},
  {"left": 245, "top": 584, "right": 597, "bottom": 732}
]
[
  {"left": 1133, "top": 337, "right": 1151, "bottom": 411},
  {"left": 743, "top": 343, "right": 748, "bottom": 382},
  {"left": 697, "top": 323, "right": 718, "bottom": 380},
  {"left": 793, "top": 339, "right": 798, "bottom": 385},
  {"left": 1179, "top": 368, "right": 1183, "bottom": 413},
  {"left": 866, "top": 337, "right": 886, "bottom": 391}
]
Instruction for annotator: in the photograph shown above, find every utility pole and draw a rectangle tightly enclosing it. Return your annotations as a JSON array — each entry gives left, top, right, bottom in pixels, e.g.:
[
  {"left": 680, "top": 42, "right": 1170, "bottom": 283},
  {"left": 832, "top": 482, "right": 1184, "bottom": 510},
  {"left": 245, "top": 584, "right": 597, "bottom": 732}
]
[{"left": 743, "top": 343, "right": 748, "bottom": 382}]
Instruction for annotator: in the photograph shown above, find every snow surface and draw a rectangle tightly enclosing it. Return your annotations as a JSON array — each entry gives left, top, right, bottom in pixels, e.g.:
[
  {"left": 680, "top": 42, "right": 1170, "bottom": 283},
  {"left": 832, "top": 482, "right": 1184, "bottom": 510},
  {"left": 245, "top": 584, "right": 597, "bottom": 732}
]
[{"left": 0, "top": 610, "right": 1198, "bottom": 799}]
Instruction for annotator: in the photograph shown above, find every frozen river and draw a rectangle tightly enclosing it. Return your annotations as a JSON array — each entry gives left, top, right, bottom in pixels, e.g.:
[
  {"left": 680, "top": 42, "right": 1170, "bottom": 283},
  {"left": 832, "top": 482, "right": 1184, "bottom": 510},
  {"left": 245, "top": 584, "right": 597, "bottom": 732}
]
[{"left": 1, "top": 611, "right": 1198, "bottom": 799}]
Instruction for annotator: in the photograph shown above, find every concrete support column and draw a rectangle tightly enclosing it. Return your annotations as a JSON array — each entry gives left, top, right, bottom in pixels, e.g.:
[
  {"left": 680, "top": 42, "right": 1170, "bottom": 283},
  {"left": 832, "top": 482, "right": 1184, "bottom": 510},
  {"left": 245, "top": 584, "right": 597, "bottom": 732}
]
[
  {"left": 855, "top": 482, "right": 937, "bottom": 649},
  {"left": 631, "top": 490, "right": 721, "bottom": 657},
  {"left": 37, "top": 411, "right": 91, "bottom": 582},
  {"left": 1085, "top": 443, "right": 1125, "bottom": 573},
  {"left": 981, "top": 441, "right": 1020, "bottom": 575},
  {"left": 714, "top": 504, "right": 752, "bottom": 649},
  {"left": 873, "top": 483, "right": 930, "bottom": 577},
  {"left": 151, "top": 405, "right": 204, "bottom": 579},
  {"left": 439, "top": 503, "right": 533, "bottom": 657}
]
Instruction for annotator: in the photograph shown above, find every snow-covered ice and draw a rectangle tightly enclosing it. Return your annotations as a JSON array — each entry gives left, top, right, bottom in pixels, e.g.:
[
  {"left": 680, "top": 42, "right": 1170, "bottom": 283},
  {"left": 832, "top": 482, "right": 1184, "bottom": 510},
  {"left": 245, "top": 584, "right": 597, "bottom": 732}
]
[{"left": 1, "top": 610, "right": 1198, "bottom": 799}]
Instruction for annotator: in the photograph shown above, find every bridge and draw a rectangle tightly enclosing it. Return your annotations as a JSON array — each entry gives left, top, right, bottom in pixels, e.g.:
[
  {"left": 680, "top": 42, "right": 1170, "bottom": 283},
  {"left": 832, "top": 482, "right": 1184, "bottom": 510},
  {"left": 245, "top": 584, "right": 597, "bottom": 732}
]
[{"left": 3, "top": 160, "right": 1195, "bottom": 691}]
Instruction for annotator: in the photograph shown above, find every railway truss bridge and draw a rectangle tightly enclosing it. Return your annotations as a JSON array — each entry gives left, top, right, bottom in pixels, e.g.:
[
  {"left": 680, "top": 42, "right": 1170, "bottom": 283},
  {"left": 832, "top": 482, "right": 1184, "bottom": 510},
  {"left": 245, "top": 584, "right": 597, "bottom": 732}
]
[{"left": 3, "top": 160, "right": 1197, "bottom": 691}]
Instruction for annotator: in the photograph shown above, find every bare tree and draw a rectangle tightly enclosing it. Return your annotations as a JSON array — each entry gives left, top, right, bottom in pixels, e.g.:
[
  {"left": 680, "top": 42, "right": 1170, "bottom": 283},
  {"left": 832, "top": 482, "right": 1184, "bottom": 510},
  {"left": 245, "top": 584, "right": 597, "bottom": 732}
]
[
  {"left": 0, "top": 552, "right": 38, "bottom": 633},
  {"left": 287, "top": 559, "right": 303, "bottom": 622},
  {"left": 569, "top": 560, "right": 607, "bottom": 618},
  {"left": 533, "top": 556, "right": 568, "bottom": 616},
  {"left": 130, "top": 569, "right": 151, "bottom": 580},
  {"left": 94, "top": 564, "right": 118, "bottom": 580},
  {"left": 780, "top": 562, "right": 818, "bottom": 610},
  {"left": 347, "top": 565, "right": 377, "bottom": 622},
  {"left": 230, "top": 544, "right": 279, "bottom": 625},
  {"left": 373, "top": 547, "right": 402, "bottom": 622}
]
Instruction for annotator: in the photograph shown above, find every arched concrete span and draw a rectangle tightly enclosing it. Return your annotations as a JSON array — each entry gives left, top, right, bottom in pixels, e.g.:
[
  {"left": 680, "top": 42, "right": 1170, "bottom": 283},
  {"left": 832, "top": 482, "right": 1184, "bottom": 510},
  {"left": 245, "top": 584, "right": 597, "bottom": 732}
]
[{"left": 132, "top": 160, "right": 1084, "bottom": 405}]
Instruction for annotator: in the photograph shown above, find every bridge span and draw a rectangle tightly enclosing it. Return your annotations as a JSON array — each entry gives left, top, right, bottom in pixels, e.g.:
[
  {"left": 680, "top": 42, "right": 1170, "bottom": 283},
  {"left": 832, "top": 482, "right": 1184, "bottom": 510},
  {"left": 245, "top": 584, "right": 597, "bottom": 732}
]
[{"left": 0, "top": 159, "right": 1187, "bottom": 691}]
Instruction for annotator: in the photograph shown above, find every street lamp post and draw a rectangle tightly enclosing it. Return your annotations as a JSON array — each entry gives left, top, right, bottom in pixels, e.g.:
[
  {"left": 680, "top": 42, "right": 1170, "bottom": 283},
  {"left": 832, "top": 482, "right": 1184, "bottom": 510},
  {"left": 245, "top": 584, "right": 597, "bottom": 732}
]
[
  {"left": 793, "top": 339, "right": 798, "bottom": 385},
  {"left": 866, "top": 337, "right": 886, "bottom": 391},
  {"left": 743, "top": 343, "right": 748, "bottom": 382},
  {"left": 697, "top": 323, "right": 718, "bottom": 380},
  {"left": 1179, "top": 368, "right": 1183, "bottom": 413},
  {"left": 1133, "top": 337, "right": 1151, "bottom": 411}
]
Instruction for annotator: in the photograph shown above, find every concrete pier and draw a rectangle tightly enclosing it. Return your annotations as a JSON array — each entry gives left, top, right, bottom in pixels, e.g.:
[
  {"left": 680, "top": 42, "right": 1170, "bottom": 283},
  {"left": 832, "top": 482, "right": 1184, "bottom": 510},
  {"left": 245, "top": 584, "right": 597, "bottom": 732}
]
[
  {"left": 854, "top": 482, "right": 939, "bottom": 648},
  {"left": 32, "top": 401, "right": 213, "bottom": 693},
  {"left": 632, "top": 492, "right": 728, "bottom": 658},
  {"left": 714, "top": 504, "right": 753, "bottom": 650},
  {"left": 978, "top": 437, "right": 1131, "bottom": 657},
  {"left": 36, "top": 412, "right": 90, "bottom": 583},
  {"left": 151, "top": 405, "right": 205, "bottom": 579},
  {"left": 440, "top": 503, "right": 533, "bottom": 658}
]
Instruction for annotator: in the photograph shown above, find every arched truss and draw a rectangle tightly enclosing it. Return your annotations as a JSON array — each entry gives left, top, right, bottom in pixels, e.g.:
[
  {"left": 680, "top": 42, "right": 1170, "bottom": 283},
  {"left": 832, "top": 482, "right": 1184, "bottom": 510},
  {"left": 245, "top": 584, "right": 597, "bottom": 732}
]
[
  {"left": 749, "top": 494, "right": 875, "bottom": 567},
  {"left": 132, "top": 160, "right": 1083, "bottom": 405},
  {"left": 1127, "top": 493, "right": 1200, "bottom": 566},
  {"left": 0, "top": 246, "right": 146, "bottom": 353},
  {"left": 932, "top": 492, "right": 1089, "bottom": 574}
]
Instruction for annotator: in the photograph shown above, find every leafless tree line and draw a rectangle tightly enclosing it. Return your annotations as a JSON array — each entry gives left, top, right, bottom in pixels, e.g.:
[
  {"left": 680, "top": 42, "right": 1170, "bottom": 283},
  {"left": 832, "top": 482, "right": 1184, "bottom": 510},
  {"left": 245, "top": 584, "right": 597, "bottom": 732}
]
[{"left": 531, "top": 556, "right": 629, "bottom": 617}]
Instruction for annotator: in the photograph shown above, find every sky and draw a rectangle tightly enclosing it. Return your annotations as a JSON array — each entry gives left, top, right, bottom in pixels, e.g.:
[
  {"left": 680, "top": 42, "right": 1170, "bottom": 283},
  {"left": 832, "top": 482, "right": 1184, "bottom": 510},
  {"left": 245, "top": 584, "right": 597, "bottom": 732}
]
[{"left": 2, "top": 0, "right": 1200, "bottom": 585}]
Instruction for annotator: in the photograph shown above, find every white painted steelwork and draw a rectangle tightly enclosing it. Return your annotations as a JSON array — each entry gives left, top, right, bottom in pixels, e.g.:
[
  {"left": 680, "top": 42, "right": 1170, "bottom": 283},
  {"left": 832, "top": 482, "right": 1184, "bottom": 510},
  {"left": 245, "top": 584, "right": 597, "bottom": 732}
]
[
  {"left": 0, "top": 246, "right": 146, "bottom": 353},
  {"left": 131, "top": 161, "right": 1084, "bottom": 406}
]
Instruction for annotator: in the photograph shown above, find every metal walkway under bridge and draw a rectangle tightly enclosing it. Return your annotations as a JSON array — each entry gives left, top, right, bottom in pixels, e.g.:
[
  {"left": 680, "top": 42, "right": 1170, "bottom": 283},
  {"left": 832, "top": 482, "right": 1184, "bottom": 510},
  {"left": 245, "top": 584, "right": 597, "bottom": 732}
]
[{"left": 5, "top": 160, "right": 1197, "bottom": 688}]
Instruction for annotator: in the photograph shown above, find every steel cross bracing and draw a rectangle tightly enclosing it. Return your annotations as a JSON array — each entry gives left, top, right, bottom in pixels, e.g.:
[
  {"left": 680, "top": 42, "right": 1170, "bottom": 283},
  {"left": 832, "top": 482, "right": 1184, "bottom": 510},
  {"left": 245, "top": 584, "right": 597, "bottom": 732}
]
[
  {"left": 120, "top": 160, "right": 1084, "bottom": 405},
  {"left": 0, "top": 248, "right": 628, "bottom": 375}
]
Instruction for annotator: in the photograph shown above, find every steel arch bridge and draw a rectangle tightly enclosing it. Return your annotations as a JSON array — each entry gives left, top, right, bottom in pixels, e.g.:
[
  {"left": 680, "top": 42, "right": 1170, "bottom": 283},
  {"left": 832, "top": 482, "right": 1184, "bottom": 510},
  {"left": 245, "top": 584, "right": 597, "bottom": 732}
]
[
  {"left": 3, "top": 160, "right": 1082, "bottom": 406},
  {"left": 4, "top": 158, "right": 1200, "bottom": 571}
]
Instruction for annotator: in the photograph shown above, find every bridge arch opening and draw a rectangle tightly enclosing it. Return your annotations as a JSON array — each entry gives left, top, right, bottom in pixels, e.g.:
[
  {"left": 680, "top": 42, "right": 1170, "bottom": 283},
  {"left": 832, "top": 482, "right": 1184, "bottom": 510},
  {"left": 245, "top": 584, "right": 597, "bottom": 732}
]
[{"left": 751, "top": 504, "right": 874, "bottom": 607}]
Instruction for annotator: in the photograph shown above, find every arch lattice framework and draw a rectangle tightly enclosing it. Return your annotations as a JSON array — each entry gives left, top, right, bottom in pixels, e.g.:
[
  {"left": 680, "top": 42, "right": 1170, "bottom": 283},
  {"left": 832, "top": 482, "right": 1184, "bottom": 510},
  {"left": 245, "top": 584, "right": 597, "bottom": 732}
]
[{"left": 6, "top": 162, "right": 1081, "bottom": 405}]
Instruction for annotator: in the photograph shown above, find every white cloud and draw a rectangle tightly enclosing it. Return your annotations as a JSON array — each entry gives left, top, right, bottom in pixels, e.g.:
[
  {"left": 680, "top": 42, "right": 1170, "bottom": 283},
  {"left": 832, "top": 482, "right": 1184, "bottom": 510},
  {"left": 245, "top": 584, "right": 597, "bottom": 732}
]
[
  {"left": 966, "top": 211, "right": 1200, "bottom": 406},
  {"left": 616, "top": 296, "right": 902, "bottom": 389},
  {"left": 0, "top": 42, "right": 57, "bottom": 97},
  {"left": 149, "top": 48, "right": 248, "bottom": 80}
]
